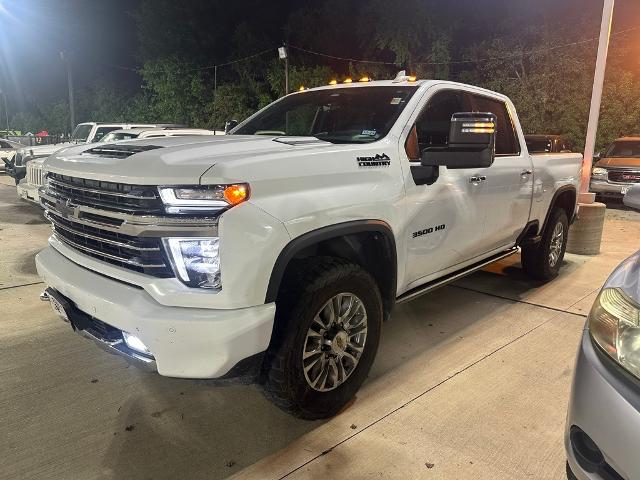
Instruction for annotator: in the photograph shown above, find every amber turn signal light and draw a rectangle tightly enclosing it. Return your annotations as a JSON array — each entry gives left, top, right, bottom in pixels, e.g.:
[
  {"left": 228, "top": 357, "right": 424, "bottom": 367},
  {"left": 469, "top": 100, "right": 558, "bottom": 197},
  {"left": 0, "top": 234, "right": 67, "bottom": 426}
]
[{"left": 223, "top": 184, "right": 249, "bottom": 205}]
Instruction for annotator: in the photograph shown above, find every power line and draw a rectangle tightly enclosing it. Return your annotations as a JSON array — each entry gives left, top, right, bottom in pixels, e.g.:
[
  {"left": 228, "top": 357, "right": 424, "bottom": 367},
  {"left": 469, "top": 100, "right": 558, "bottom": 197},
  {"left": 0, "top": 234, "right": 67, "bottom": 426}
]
[{"left": 289, "top": 25, "right": 640, "bottom": 67}]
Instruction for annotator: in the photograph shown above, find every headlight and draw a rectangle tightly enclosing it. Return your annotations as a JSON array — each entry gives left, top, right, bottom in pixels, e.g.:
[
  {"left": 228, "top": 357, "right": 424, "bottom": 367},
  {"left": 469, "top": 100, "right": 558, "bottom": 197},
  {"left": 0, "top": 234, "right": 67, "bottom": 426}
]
[
  {"left": 163, "top": 237, "right": 221, "bottom": 289},
  {"left": 589, "top": 287, "right": 640, "bottom": 378},
  {"left": 591, "top": 167, "right": 607, "bottom": 177},
  {"left": 158, "top": 184, "right": 249, "bottom": 214}
]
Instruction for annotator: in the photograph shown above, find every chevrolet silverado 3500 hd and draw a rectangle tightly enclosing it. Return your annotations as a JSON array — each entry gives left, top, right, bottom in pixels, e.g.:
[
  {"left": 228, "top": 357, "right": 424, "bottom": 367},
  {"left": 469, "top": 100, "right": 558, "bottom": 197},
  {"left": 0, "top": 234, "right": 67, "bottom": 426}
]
[{"left": 36, "top": 78, "right": 582, "bottom": 419}]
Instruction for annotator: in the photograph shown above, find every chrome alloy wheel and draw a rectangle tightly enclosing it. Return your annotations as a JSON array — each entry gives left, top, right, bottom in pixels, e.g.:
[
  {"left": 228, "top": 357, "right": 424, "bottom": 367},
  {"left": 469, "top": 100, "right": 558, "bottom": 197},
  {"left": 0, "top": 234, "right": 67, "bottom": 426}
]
[
  {"left": 549, "top": 222, "right": 564, "bottom": 267},
  {"left": 302, "top": 293, "right": 368, "bottom": 392}
]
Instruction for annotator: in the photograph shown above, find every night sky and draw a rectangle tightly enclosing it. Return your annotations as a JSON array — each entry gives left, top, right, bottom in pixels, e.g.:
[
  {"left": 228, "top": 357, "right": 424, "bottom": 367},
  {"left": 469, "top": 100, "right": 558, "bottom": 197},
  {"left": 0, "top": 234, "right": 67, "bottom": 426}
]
[{"left": 1, "top": 0, "right": 639, "bottom": 115}]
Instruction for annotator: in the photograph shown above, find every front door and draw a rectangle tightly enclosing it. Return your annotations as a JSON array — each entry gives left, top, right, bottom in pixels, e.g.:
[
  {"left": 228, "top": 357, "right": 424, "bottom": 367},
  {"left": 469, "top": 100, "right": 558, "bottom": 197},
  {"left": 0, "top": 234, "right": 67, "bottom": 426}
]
[{"left": 400, "top": 87, "right": 493, "bottom": 288}]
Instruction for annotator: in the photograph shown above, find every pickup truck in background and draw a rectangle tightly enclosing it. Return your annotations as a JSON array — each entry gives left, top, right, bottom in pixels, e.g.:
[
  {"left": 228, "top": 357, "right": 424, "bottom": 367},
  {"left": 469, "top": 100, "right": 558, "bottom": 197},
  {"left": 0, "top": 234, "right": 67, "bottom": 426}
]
[
  {"left": 5, "top": 121, "right": 159, "bottom": 184},
  {"left": 16, "top": 127, "right": 221, "bottom": 205},
  {"left": 525, "top": 134, "right": 573, "bottom": 154},
  {"left": 590, "top": 136, "right": 640, "bottom": 200},
  {"left": 36, "top": 76, "right": 582, "bottom": 419}
]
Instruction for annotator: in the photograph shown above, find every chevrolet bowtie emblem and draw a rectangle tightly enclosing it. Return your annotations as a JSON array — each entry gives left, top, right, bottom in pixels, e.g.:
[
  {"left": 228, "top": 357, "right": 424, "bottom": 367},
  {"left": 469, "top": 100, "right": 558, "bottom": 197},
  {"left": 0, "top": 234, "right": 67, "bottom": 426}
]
[{"left": 56, "top": 199, "right": 76, "bottom": 219}]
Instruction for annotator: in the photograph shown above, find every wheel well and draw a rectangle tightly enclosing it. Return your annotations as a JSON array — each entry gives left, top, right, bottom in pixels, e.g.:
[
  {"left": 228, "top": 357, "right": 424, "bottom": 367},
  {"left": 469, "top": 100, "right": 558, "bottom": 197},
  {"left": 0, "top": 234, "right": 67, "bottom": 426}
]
[
  {"left": 546, "top": 188, "right": 577, "bottom": 232},
  {"left": 267, "top": 224, "right": 397, "bottom": 321}
]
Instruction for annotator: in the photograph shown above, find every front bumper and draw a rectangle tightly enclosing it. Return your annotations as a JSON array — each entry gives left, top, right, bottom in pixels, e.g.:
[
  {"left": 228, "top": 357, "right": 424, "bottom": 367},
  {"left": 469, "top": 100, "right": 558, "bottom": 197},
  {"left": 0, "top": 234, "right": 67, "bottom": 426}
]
[
  {"left": 17, "top": 182, "right": 41, "bottom": 204},
  {"left": 36, "top": 246, "right": 276, "bottom": 379},
  {"left": 590, "top": 179, "right": 635, "bottom": 197},
  {"left": 565, "top": 330, "right": 640, "bottom": 479}
]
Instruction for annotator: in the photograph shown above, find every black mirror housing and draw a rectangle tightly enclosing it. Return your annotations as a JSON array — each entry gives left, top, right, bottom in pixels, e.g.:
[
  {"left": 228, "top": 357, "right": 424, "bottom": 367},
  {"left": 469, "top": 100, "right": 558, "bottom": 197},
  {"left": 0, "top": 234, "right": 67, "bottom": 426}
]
[
  {"left": 421, "top": 112, "right": 497, "bottom": 169},
  {"left": 225, "top": 119, "right": 239, "bottom": 134}
]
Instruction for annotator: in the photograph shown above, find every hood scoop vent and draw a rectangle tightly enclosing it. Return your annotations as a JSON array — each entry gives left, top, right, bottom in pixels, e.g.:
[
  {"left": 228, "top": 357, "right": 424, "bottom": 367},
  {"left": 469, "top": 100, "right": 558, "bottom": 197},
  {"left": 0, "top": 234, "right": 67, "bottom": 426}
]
[{"left": 85, "top": 144, "right": 164, "bottom": 158}]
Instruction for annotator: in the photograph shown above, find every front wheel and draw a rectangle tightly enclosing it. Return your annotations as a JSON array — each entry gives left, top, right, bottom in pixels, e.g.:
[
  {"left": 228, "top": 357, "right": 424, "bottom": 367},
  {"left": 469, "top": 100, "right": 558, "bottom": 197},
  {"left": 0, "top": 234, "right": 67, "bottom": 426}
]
[
  {"left": 263, "top": 258, "right": 382, "bottom": 419},
  {"left": 521, "top": 208, "right": 569, "bottom": 281}
]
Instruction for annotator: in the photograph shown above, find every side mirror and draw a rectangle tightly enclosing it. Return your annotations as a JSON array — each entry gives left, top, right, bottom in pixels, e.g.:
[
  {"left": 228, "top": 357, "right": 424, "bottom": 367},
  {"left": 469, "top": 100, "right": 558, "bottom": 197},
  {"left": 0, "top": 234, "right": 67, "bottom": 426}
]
[
  {"left": 225, "top": 119, "right": 239, "bottom": 134},
  {"left": 593, "top": 152, "right": 601, "bottom": 162},
  {"left": 421, "top": 112, "right": 496, "bottom": 169},
  {"left": 623, "top": 184, "right": 640, "bottom": 211}
]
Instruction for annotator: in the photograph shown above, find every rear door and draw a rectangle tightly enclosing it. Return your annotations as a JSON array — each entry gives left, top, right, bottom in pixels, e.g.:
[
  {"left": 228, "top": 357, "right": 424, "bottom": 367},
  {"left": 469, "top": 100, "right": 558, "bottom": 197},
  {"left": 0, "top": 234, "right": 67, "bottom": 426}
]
[{"left": 468, "top": 93, "right": 532, "bottom": 249}]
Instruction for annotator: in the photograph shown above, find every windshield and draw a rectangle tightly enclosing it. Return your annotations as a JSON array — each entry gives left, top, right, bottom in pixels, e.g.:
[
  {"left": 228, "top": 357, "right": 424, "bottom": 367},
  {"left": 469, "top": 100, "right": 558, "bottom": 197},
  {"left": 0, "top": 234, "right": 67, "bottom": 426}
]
[
  {"left": 71, "top": 124, "right": 92, "bottom": 142},
  {"left": 605, "top": 141, "right": 640, "bottom": 158},
  {"left": 233, "top": 86, "right": 418, "bottom": 144},
  {"left": 100, "top": 132, "right": 140, "bottom": 143}
]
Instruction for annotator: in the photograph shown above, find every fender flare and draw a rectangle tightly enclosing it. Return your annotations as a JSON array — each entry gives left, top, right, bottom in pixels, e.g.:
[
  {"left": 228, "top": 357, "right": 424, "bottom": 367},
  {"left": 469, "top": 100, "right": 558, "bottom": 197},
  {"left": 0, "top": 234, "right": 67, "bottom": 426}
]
[
  {"left": 541, "top": 185, "right": 577, "bottom": 234},
  {"left": 264, "top": 220, "right": 397, "bottom": 306}
]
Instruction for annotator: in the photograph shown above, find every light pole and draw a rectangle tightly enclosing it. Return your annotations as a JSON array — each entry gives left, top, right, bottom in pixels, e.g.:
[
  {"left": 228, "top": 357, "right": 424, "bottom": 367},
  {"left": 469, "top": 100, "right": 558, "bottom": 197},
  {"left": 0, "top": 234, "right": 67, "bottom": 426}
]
[
  {"left": 580, "top": 0, "right": 615, "bottom": 204},
  {"left": 0, "top": 88, "right": 9, "bottom": 135},
  {"left": 566, "top": 0, "right": 614, "bottom": 256},
  {"left": 60, "top": 51, "right": 76, "bottom": 134}
]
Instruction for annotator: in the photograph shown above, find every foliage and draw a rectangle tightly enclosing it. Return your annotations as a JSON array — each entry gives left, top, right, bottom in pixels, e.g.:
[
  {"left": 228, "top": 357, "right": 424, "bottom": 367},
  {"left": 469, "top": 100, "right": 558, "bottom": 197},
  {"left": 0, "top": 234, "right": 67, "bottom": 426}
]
[{"left": 8, "top": 0, "right": 640, "bottom": 153}]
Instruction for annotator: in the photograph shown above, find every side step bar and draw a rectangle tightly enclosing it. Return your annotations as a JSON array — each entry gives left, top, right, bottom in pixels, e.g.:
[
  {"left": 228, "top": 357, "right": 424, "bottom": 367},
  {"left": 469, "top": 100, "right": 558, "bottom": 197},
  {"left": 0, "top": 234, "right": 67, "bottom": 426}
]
[{"left": 396, "top": 247, "right": 519, "bottom": 304}]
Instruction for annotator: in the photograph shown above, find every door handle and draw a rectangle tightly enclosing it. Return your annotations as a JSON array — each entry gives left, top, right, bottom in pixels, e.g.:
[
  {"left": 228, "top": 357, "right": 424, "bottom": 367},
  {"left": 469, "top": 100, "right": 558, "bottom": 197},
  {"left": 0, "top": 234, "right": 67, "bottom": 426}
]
[
  {"left": 521, "top": 169, "right": 533, "bottom": 177},
  {"left": 469, "top": 175, "right": 487, "bottom": 184}
]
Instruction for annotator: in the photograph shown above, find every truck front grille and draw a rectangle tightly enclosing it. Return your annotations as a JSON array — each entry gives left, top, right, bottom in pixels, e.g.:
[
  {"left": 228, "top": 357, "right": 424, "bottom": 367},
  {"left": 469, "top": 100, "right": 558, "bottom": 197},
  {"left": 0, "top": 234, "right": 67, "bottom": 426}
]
[
  {"left": 27, "top": 161, "right": 45, "bottom": 187},
  {"left": 46, "top": 173, "right": 165, "bottom": 215},
  {"left": 607, "top": 169, "right": 640, "bottom": 184},
  {"left": 45, "top": 210, "right": 173, "bottom": 277}
]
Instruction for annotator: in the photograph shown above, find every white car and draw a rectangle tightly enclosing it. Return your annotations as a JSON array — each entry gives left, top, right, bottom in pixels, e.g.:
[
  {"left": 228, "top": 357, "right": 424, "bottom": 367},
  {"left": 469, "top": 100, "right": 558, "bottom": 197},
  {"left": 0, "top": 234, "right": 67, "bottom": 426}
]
[
  {"left": 99, "top": 128, "right": 224, "bottom": 143},
  {"left": 0, "top": 138, "right": 24, "bottom": 172},
  {"left": 36, "top": 76, "right": 583, "bottom": 419}
]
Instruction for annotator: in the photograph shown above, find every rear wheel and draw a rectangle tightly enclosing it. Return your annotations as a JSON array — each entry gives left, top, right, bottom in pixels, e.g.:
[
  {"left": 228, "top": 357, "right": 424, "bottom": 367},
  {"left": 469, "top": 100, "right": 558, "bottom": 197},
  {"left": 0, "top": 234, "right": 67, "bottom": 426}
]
[
  {"left": 263, "top": 257, "right": 382, "bottom": 419},
  {"left": 521, "top": 208, "right": 568, "bottom": 281}
]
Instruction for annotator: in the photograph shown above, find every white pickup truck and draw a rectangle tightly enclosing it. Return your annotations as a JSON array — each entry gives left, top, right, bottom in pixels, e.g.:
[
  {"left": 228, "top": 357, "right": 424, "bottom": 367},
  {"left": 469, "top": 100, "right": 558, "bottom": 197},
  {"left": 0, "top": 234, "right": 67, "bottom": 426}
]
[
  {"left": 9, "top": 122, "right": 159, "bottom": 186},
  {"left": 36, "top": 77, "right": 582, "bottom": 419}
]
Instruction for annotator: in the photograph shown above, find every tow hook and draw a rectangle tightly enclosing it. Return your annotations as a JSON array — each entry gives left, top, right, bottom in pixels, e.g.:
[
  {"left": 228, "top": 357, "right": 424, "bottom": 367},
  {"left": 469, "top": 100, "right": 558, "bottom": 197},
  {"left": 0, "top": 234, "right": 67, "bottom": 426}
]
[{"left": 40, "top": 291, "right": 50, "bottom": 302}]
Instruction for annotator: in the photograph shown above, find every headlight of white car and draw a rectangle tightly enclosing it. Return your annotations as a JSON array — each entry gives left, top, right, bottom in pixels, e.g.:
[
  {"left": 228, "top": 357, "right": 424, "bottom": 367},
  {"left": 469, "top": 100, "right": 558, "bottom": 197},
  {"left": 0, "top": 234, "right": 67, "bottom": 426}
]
[
  {"left": 163, "top": 237, "right": 221, "bottom": 289},
  {"left": 589, "top": 287, "right": 640, "bottom": 378},
  {"left": 591, "top": 167, "right": 607, "bottom": 177}
]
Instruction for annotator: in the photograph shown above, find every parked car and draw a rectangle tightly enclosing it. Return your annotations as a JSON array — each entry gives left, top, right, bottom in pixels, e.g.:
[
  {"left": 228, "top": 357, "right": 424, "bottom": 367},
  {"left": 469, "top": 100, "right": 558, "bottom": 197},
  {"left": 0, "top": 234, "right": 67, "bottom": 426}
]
[
  {"left": 99, "top": 128, "right": 224, "bottom": 143},
  {"left": 36, "top": 77, "right": 582, "bottom": 419},
  {"left": 525, "top": 134, "right": 573, "bottom": 154},
  {"left": 0, "top": 138, "right": 24, "bottom": 172},
  {"left": 5, "top": 122, "right": 160, "bottom": 183},
  {"left": 590, "top": 136, "right": 640, "bottom": 200},
  {"left": 565, "top": 183, "right": 640, "bottom": 480}
]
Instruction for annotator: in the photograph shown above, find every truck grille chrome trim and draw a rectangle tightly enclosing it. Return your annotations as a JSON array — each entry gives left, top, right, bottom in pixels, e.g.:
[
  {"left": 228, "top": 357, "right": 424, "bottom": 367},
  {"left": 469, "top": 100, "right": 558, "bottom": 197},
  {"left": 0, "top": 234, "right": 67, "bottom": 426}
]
[
  {"left": 46, "top": 173, "right": 165, "bottom": 215},
  {"left": 607, "top": 169, "right": 640, "bottom": 184}
]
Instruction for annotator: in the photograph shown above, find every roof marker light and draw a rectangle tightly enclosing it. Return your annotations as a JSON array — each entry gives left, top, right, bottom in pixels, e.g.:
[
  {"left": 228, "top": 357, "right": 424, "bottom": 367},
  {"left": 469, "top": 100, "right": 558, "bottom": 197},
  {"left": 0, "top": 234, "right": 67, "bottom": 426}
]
[
  {"left": 359, "top": 76, "right": 370, "bottom": 82},
  {"left": 343, "top": 78, "right": 353, "bottom": 83},
  {"left": 408, "top": 75, "right": 417, "bottom": 82},
  {"left": 298, "top": 85, "right": 305, "bottom": 91},
  {"left": 329, "top": 79, "right": 338, "bottom": 85}
]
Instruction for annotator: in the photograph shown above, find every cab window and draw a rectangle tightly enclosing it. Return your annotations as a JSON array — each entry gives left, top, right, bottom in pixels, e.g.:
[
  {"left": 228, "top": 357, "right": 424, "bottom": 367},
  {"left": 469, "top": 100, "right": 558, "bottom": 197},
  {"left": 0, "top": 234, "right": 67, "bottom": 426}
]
[
  {"left": 405, "top": 89, "right": 470, "bottom": 160},
  {"left": 468, "top": 94, "right": 520, "bottom": 156}
]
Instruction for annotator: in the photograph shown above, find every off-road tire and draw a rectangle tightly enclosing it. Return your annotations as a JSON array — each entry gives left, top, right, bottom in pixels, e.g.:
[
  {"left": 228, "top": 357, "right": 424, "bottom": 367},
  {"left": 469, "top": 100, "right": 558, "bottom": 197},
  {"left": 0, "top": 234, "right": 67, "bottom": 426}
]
[
  {"left": 522, "top": 208, "right": 569, "bottom": 281},
  {"left": 263, "top": 257, "right": 382, "bottom": 419}
]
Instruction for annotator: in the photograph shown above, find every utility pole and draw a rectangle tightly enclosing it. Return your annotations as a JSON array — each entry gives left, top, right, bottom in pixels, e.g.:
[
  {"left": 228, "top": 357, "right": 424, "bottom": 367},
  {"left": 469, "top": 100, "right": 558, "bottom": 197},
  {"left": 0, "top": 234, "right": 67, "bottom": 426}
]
[
  {"left": 60, "top": 51, "right": 76, "bottom": 134},
  {"left": 0, "top": 89, "right": 9, "bottom": 135},
  {"left": 580, "top": 0, "right": 615, "bottom": 204}
]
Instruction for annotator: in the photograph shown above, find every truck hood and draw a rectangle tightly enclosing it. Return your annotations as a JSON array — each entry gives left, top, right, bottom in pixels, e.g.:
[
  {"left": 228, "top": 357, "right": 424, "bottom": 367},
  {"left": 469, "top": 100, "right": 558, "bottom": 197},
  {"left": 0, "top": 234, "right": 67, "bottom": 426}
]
[
  {"left": 19, "top": 142, "right": 75, "bottom": 157},
  {"left": 596, "top": 157, "right": 640, "bottom": 168},
  {"left": 43, "top": 135, "right": 335, "bottom": 184}
]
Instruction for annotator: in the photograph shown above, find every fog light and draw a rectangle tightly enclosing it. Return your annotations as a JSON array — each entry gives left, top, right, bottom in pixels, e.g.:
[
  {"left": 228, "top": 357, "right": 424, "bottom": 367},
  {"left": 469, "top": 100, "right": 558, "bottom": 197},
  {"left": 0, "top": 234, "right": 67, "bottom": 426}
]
[{"left": 122, "top": 332, "right": 151, "bottom": 355}]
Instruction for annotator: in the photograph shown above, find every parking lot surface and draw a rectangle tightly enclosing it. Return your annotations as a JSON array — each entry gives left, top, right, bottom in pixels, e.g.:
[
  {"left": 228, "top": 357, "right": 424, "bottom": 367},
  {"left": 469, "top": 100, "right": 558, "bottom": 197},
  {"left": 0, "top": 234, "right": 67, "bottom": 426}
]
[{"left": 2, "top": 174, "right": 639, "bottom": 480}]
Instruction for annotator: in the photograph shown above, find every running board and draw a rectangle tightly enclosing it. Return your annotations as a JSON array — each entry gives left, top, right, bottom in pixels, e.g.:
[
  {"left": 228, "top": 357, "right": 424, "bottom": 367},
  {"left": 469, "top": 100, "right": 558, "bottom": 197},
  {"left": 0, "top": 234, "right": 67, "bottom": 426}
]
[{"left": 396, "top": 247, "right": 519, "bottom": 304}]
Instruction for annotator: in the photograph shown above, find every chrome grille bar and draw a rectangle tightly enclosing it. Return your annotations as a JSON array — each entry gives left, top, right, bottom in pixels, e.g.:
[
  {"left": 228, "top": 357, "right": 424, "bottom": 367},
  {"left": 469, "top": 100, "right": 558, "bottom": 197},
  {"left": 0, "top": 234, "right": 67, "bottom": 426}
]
[{"left": 52, "top": 233, "right": 166, "bottom": 268}]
